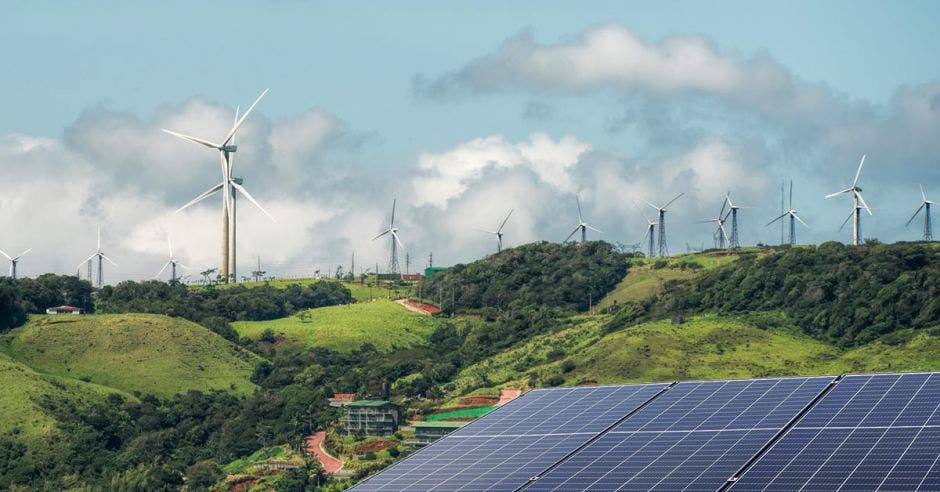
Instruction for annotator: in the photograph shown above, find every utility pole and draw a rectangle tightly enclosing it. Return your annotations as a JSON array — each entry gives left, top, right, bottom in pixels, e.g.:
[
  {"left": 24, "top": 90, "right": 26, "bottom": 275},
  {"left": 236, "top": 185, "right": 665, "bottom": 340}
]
[
  {"left": 350, "top": 252, "right": 355, "bottom": 278},
  {"left": 428, "top": 252, "right": 433, "bottom": 268}
]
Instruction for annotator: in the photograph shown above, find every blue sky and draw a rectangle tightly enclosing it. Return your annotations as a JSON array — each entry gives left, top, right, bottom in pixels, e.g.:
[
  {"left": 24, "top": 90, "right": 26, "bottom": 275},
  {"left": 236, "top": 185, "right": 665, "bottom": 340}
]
[{"left": 1, "top": 1, "right": 939, "bottom": 280}]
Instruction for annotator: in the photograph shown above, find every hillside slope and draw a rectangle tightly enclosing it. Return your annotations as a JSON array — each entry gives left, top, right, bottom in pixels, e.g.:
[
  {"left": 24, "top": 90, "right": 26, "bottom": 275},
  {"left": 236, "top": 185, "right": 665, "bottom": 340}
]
[
  {"left": 1, "top": 314, "right": 260, "bottom": 397},
  {"left": 233, "top": 300, "right": 439, "bottom": 352}
]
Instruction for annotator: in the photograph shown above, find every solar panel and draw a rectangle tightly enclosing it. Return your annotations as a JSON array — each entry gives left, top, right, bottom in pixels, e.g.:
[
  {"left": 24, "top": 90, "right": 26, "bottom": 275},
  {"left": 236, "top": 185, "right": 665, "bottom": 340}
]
[
  {"left": 730, "top": 372, "right": 940, "bottom": 491},
  {"left": 524, "top": 376, "right": 834, "bottom": 491},
  {"left": 350, "top": 383, "right": 668, "bottom": 491}
]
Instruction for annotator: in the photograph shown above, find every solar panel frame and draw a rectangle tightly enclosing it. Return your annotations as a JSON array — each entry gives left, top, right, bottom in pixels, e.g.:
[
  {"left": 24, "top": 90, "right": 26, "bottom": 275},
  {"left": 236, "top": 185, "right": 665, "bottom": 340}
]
[
  {"left": 350, "top": 382, "right": 670, "bottom": 491},
  {"left": 729, "top": 372, "right": 940, "bottom": 491},
  {"left": 523, "top": 376, "right": 836, "bottom": 491}
]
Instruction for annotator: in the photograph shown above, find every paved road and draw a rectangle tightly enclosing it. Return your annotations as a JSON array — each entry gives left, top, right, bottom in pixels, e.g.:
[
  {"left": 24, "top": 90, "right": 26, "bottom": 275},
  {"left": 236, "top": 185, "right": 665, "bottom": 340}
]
[{"left": 306, "top": 431, "right": 344, "bottom": 474}]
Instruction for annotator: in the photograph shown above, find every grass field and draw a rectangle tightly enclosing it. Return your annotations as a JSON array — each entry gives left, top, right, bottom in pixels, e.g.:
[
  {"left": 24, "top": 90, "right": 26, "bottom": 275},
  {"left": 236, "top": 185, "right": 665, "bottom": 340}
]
[
  {"left": 1, "top": 314, "right": 260, "bottom": 398},
  {"left": 232, "top": 300, "right": 439, "bottom": 352},
  {"left": 452, "top": 311, "right": 940, "bottom": 395}
]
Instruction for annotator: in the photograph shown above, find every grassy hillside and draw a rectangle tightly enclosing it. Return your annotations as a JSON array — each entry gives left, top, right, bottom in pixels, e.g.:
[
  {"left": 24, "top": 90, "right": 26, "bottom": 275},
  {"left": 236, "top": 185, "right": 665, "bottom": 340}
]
[
  {"left": 596, "top": 252, "right": 743, "bottom": 311},
  {"left": 1, "top": 314, "right": 260, "bottom": 398},
  {"left": 233, "top": 300, "right": 438, "bottom": 352},
  {"left": 452, "top": 311, "right": 940, "bottom": 394},
  {"left": 206, "top": 278, "right": 411, "bottom": 303}
]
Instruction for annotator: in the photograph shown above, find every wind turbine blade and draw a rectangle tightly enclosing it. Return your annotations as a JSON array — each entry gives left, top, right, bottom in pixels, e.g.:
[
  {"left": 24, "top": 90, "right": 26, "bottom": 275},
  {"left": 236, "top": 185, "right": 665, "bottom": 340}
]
[
  {"left": 176, "top": 182, "right": 224, "bottom": 213},
  {"left": 576, "top": 195, "right": 583, "bottom": 222},
  {"left": 839, "top": 209, "right": 854, "bottom": 232},
  {"left": 156, "top": 260, "right": 171, "bottom": 279},
  {"left": 695, "top": 219, "right": 718, "bottom": 224},
  {"left": 662, "top": 192, "right": 685, "bottom": 210},
  {"left": 102, "top": 254, "right": 118, "bottom": 267},
  {"left": 497, "top": 209, "right": 513, "bottom": 233},
  {"left": 0, "top": 249, "right": 10, "bottom": 261},
  {"left": 564, "top": 225, "right": 580, "bottom": 243},
  {"left": 852, "top": 154, "right": 866, "bottom": 188},
  {"left": 473, "top": 229, "right": 496, "bottom": 235},
  {"left": 632, "top": 200, "right": 653, "bottom": 223},
  {"left": 97, "top": 225, "right": 101, "bottom": 251},
  {"left": 585, "top": 224, "right": 604, "bottom": 234},
  {"left": 392, "top": 231, "right": 405, "bottom": 250},
  {"left": 718, "top": 223, "right": 728, "bottom": 241},
  {"left": 167, "top": 236, "right": 174, "bottom": 258},
  {"left": 921, "top": 184, "right": 928, "bottom": 203},
  {"left": 372, "top": 229, "right": 391, "bottom": 241},
  {"left": 178, "top": 263, "right": 191, "bottom": 271},
  {"left": 906, "top": 203, "right": 926, "bottom": 227},
  {"left": 825, "top": 188, "right": 855, "bottom": 198},
  {"left": 856, "top": 191, "right": 873, "bottom": 215},
  {"left": 231, "top": 182, "right": 276, "bottom": 222},
  {"left": 161, "top": 129, "right": 221, "bottom": 149},
  {"left": 642, "top": 225, "right": 651, "bottom": 242},
  {"left": 390, "top": 198, "right": 397, "bottom": 227},
  {"left": 718, "top": 195, "right": 728, "bottom": 219},
  {"left": 222, "top": 88, "right": 269, "bottom": 146},
  {"left": 642, "top": 198, "right": 660, "bottom": 211},
  {"left": 78, "top": 253, "right": 97, "bottom": 269},
  {"left": 793, "top": 212, "right": 810, "bottom": 228},
  {"left": 13, "top": 248, "right": 31, "bottom": 261},
  {"left": 789, "top": 180, "right": 793, "bottom": 209},
  {"left": 766, "top": 212, "right": 789, "bottom": 226}
]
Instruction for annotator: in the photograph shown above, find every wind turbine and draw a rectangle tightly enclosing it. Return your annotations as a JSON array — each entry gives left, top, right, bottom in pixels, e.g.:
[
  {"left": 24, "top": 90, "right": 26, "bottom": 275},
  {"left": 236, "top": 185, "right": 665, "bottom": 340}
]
[
  {"left": 906, "top": 185, "right": 933, "bottom": 242},
  {"left": 767, "top": 181, "right": 809, "bottom": 245},
  {"left": 373, "top": 199, "right": 404, "bottom": 274},
  {"left": 825, "top": 154, "right": 872, "bottom": 246},
  {"left": 155, "top": 236, "right": 188, "bottom": 282},
  {"left": 475, "top": 209, "right": 513, "bottom": 253},
  {"left": 632, "top": 200, "right": 657, "bottom": 258},
  {"left": 0, "top": 248, "right": 30, "bottom": 280},
  {"left": 697, "top": 198, "right": 730, "bottom": 250},
  {"left": 644, "top": 193, "right": 684, "bottom": 256},
  {"left": 723, "top": 192, "right": 750, "bottom": 250},
  {"left": 164, "top": 89, "right": 274, "bottom": 284},
  {"left": 78, "top": 226, "right": 116, "bottom": 288},
  {"left": 565, "top": 195, "right": 603, "bottom": 243}
]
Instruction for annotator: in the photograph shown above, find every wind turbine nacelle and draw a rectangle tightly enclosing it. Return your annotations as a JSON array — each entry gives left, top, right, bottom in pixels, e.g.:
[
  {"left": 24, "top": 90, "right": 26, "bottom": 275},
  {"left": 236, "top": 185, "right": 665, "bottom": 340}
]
[
  {"left": 223, "top": 144, "right": 238, "bottom": 153},
  {"left": 232, "top": 177, "right": 244, "bottom": 185}
]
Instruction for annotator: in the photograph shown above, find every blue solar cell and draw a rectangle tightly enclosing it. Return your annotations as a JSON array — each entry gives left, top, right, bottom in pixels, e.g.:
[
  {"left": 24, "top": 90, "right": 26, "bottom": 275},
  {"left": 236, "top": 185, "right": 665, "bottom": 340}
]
[
  {"left": 351, "top": 383, "right": 668, "bottom": 491},
  {"left": 524, "top": 377, "right": 833, "bottom": 491},
  {"left": 730, "top": 372, "right": 940, "bottom": 491}
]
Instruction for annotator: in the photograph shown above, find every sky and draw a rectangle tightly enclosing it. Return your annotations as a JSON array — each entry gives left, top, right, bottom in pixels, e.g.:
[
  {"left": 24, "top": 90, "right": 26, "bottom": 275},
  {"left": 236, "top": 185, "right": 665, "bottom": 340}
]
[{"left": 1, "top": 1, "right": 939, "bottom": 282}]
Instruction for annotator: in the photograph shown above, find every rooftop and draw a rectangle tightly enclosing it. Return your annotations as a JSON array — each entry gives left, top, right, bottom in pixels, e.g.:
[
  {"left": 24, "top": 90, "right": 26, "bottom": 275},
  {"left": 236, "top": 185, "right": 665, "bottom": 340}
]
[
  {"left": 412, "top": 421, "right": 466, "bottom": 429},
  {"left": 347, "top": 400, "right": 394, "bottom": 407}
]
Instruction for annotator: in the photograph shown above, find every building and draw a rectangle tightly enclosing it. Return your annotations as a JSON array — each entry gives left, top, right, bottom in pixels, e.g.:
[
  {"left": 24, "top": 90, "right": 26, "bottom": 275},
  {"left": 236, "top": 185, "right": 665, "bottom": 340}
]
[
  {"left": 424, "top": 266, "right": 447, "bottom": 278},
  {"left": 411, "top": 421, "right": 465, "bottom": 445},
  {"left": 328, "top": 393, "right": 356, "bottom": 407},
  {"left": 401, "top": 273, "right": 424, "bottom": 282},
  {"left": 45, "top": 305, "right": 84, "bottom": 315},
  {"left": 341, "top": 400, "right": 401, "bottom": 436}
]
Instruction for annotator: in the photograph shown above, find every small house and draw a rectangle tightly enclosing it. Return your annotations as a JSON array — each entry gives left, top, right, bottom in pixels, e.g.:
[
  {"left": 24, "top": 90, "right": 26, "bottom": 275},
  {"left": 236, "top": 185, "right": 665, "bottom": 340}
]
[
  {"left": 46, "top": 305, "right": 84, "bottom": 315},
  {"left": 411, "top": 421, "right": 465, "bottom": 445},
  {"left": 329, "top": 393, "right": 356, "bottom": 407},
  {"left": 341, "top": 400, "right": 401, "bottom": 436}
]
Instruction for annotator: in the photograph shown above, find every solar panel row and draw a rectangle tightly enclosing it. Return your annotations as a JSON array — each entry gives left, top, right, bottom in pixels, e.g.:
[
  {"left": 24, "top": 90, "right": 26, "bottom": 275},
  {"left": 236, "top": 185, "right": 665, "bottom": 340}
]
[{"left": 351, "top": 373, "right": 940, "bottom": 492}]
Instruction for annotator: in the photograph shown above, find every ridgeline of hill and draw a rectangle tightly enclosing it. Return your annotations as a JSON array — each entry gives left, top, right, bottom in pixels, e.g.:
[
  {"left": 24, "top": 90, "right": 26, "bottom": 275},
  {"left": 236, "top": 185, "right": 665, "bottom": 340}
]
[{"left": 1, "top": 314, "right": 260, "bottom": 397}]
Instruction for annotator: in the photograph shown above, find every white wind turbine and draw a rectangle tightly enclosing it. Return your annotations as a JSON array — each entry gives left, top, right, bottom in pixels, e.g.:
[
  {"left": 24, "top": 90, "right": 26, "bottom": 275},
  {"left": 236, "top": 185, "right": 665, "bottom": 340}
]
[
  {"left": 767, "top": 180, "right": 809, "bottom": 245},
  {"left": 373, "top": 199, "right": 404, "bottom": 274},
  {"left": 475, "top": 209, "right": 513, "bottom": 253},
  {"left": 163, "top": 89, "right": 275, "bottom": 284},
  {"left": 905, "top": 185, "right": 933, "bottom": 242},
  {"left": 156, "top": 236, "right": 189, "bottom": 282},
  {"left": 565, "top": 195, "right": 603, "bottom": 243},
  {"left": 0, "top": 248, "right": 30, "bottom": 280},
  {"left": 78, "top": 226, "right": 116, "bottom": 288},
  {"left": 697, "top": 198, "right": 730, "bottom": 250},
  {"left": 632, "top": 200, "right": 657, "bottom": 258},
  {"left": 826, "top": 154, "right": 872, "bottom": 246}
]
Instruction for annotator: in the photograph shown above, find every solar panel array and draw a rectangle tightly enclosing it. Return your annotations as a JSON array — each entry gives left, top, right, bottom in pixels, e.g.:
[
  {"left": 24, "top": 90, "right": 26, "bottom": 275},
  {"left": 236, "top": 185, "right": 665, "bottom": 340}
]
[
  {"left": 730, "top": 373, "right": 940, "bottom": 491},
  {"left": 351, "top": 384, "right": 669, "bottom": 491},
  {"left": 351, "top": 372, "right": 940, "bottom": 491}
]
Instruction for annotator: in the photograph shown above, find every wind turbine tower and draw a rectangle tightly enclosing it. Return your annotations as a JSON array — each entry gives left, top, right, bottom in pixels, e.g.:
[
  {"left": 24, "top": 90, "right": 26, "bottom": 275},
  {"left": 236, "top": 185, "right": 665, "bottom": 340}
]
[
  {"left": 906, "top": 185, "right": 934, "bottom": 241},
  {"left": 475, "top": 209, "right": 513, "bottom": 253},
  {"left": 565, "top": 196, "right": 603, "bottom": 243},
  {"left": 373, "top": 199, "right": 404, "bottom": 274},
  {"left": 0, "top": 248, "right": 30, "bottom": 280},
  {"left": 644, "top": 193, "right": 684, "bottom": 256},
  {"left": 767, "top": 182, "right": 809, "bottom": 245},
  {"left": 724, "top": 192, "right": 748, "bottom": 250},
  {"left": 156, "top": 236, "right": 188, "bottom": 282},
  {"left": 79, "top": 227, "right": 117, "bottom": 288},
  {"left": 163, "top": 89, "right": 274, "bottom": 283},
  {"left": 825, "top": 155, "right": 872, "bottom": 246},
  {"left": 632, "top": 200, "right": 657, "bottom": 258}
]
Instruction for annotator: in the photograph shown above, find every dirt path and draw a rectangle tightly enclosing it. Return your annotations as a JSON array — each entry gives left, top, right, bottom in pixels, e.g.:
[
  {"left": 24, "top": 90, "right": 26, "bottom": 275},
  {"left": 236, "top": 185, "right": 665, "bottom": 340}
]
[
  {"left": 395, "top": 299, "right": 441, "bottom": 315},
  {"left": 305, "top": 431, "right": 344, "bottom": 474}
]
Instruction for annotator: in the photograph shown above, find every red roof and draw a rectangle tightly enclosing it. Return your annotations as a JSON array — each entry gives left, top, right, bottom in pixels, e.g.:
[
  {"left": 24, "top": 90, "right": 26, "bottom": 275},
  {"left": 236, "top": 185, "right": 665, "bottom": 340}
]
[
  {"left": 330, "top": 393, "right": 356, "bottom": 401},
  {"left": 49, "top": 305, "right": 81, "bottom": 311}
]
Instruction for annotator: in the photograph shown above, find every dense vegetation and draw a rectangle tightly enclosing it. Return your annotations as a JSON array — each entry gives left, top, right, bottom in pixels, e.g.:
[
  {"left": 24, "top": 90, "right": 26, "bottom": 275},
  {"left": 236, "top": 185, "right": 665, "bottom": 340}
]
[
  {"left": 653, "top": 242, "right": 940, "bottom": 346},
  {"left": 421, "top": 241, "right": 634, "bottom": 314},
  {"left": 0, "top": 274, "right": 94, "bottom": 331}
]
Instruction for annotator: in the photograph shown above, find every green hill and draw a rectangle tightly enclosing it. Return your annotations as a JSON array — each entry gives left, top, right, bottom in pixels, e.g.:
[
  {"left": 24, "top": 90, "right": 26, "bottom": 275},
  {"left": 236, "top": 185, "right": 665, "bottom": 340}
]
[
  {"left": 232, "top": 300, "right": 439, "bottom": 352},
  {"left": 0, "top": 351, "right": 120, "bottom": 437},
  {"left": 452, "top": 311, "right": 940, "bottom": 394},
  {"left": 1, "top": 314, "right": 260, "bottom": 398}
]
